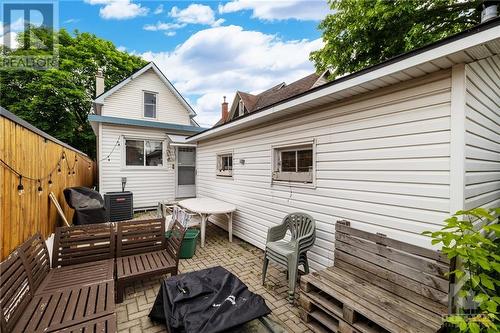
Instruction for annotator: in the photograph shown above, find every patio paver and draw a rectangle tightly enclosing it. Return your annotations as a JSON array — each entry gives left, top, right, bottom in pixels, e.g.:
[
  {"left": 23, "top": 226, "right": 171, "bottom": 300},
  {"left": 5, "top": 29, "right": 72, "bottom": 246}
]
[{"left": 116, "top": 221, "right": 311, "bottom": 333}]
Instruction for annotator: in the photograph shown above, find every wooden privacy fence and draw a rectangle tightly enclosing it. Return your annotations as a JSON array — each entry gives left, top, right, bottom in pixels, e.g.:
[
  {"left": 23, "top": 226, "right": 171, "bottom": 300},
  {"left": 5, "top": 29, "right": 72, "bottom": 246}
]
[{"left": 0, "top": 107, "right": 96, "bottom": 260}]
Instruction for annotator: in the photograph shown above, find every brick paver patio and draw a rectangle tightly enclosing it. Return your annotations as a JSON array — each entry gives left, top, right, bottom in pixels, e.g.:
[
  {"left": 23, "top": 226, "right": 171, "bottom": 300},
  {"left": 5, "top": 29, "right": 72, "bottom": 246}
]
[{"left": 116, "top": 221, "right": 311, "bottom": 333}]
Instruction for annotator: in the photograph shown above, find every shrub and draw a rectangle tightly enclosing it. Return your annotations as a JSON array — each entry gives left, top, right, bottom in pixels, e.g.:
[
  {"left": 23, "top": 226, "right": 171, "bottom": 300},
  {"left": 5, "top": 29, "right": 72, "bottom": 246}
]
[{"left": 423, "top": 207, "right": 500, "bottom": 333}]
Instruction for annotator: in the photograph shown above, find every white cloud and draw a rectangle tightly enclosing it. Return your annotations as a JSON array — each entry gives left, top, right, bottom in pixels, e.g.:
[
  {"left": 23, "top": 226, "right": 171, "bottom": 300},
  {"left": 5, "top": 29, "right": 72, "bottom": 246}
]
[
  {"left": 143, "top": 21, "right": 186, "bottom": 31},
  {"left": 140, "top": 25, "right": 322, "bottom": 126},
  {"left": 219, "top": 0, "right": 329, "bottom": 21},
  {"left": 154, "top": 4, "right": 164, "bottom": 15},
  {"left": 117, "top": 45, "right": 127, "bottom": 52},
  {"left": 169, "top": 4, "right": 224, "bottom": 27},
  {"left": 165, "top": 31, "right": 176, "bottom": 37},
  {"left": 85, "top": 0, "right": 148, "bottom": 20},
  {"left": 0, "top": 21, "right": 19, "bottom": 49}
]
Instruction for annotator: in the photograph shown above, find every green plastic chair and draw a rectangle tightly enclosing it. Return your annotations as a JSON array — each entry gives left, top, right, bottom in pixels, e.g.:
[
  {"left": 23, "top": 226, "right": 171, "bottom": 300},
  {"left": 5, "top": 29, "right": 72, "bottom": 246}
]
[{"left": 262, "top": 212, "right": 316, "bottom": 301}]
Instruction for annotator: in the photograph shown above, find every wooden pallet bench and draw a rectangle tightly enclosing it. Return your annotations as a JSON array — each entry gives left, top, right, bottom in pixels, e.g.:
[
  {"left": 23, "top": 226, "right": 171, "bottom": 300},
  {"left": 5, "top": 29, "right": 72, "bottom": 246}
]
[{"left": 299, "top": 220, "right": 452, "bottom": 333}]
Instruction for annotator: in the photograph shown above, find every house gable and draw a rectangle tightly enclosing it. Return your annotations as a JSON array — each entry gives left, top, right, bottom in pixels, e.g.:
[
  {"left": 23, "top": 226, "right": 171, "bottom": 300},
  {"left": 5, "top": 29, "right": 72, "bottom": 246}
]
[{"left": 95, "top": 63, "right": 195, "bottom": 126}]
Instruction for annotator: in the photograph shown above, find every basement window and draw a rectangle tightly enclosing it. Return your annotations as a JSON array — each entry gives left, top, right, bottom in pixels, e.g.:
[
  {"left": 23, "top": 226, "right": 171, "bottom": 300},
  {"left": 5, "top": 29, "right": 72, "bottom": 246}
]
[
  {"left": 273, "top": 142, "right": 314, "bottom": 184},
  {"left": 216, "top": 153, "right": 233, "bottom": 177},
  {"left": 125, "top": 139, "right": 163, "bottom": 167}
]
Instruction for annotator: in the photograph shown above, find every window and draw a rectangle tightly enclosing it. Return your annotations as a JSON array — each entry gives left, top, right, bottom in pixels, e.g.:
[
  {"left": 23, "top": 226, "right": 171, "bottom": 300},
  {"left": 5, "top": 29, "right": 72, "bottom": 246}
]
[
  {"left": 238, "top": 100, "right": 244, "bottom": 117},
  {"left": 125, "top": 139, "right": 163, "bottom": 167},
  {"left": 216, "top": 153, "right": 233, "bottom": 177},
  {"left": 273, "top": 143, "right": 314, "bottom": 183},
  {"left": 144, "top": 92, "right": 157, "bottom": 118}
]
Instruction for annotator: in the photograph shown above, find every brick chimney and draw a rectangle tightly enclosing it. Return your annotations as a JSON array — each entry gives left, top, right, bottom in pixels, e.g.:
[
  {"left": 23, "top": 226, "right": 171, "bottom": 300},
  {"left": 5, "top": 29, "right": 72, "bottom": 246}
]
[
  {"left": 95, "top": 68, "right": 105, "bottom": 97},
  {"left": 221, "top": 96, "right": 229, "bottom": 121}
]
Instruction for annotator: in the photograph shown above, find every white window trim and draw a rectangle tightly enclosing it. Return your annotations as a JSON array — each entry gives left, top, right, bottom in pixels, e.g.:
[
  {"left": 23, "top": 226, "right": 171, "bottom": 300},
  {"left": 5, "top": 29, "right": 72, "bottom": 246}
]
[
  {"left": 143, "top": 90, "right": 158, "bottom": 119},
  {"left": 122, "top": 136, "right": 166, "bottom": 170},
  {"left": 271, "top": 139, "right": 316, "bottom": 188},
  {"left": 216, "top": 151, "right": 234, "bottom": 178}
]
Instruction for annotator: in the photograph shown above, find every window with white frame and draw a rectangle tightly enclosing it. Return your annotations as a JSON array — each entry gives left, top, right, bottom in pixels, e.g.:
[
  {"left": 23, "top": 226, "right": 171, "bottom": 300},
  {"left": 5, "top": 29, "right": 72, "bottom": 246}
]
[
  {"left": 216, "top": 153, "right": 233, "bottom": 177},
  {"left": 273, "top": 143, "right": 314, "bottom": 183},
  {"left": 144, "top": 91, "right": 157, "bottom": 118},
  {"left": 125, "top": 139, "right": 163, "bottom": 166}
]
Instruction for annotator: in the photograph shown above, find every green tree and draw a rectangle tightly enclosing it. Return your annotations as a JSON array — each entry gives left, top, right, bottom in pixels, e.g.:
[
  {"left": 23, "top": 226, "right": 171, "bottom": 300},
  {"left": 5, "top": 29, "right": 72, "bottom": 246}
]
[
  {"left": 311, "top": 0, "right": 482, "bottom": 78},
  {"left": 0, "top": 28, "right": 147, "bottom": 157}
]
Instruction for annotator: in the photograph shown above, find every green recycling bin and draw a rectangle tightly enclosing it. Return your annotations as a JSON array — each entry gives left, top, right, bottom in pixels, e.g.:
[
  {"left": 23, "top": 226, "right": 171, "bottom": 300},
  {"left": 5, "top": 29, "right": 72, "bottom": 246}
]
[{"left": 165, "top": 228, "right": 200, "bottom": 259}]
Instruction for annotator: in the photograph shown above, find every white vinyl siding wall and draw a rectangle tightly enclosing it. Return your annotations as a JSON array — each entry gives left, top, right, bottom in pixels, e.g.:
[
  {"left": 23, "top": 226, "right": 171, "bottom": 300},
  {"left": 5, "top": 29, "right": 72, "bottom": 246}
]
[
  {"left": 99, "top": 124, "right": 175, "bottom": 208},
  {"left": 464, "top": 55, "right": 500, "bottom": 210},
  {"left": 196, "top": 71, "right": 452, "bottom": 271},
  {"left": 101, "top": 69, "right": 191, "bottom": 125}
]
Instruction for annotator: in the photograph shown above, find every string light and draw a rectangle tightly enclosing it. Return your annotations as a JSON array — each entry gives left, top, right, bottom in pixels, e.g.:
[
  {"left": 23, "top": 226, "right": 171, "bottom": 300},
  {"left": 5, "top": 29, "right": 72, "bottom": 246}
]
[
  {"left": 1, "top": 150, "right": 93, "bottom": 194},
  {"left": 17, "top": 175, "right": 24, "bottom": 195},
  {"left": 37, "top": 179, "right": 43, "bottom": 196}
]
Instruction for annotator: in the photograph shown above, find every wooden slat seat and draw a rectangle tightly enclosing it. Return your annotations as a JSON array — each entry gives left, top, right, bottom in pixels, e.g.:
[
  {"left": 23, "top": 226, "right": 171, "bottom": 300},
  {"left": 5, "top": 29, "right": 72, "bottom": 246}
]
[
  {"left": 11, "top": 281, "right": 114, "bottom": 333},
  {"left": 299, "top": 220, "right": 452, "bottom": 333},
  {"left": 36, "top": 260, "right": 114, "bottom": 295},
  {"left": 116, "top": 250, "right": 176, "bottom": 281},
  {"left": 51, "top": 314, "right": 116, "bottom": 333},
  {"left": 115, "top": 218, "right": 186, "bottom": 303}
]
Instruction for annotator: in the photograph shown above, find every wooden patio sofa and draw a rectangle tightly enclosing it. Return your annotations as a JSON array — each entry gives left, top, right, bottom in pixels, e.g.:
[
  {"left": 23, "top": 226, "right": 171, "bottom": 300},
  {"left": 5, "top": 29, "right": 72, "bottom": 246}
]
[
  {"left": 299, "top": 220, "right": 452, "bottom": 333},
  {"left": 115, "top": 218, "right": 186, "bottom": 303},
  {"left": 1, "top": 218, "right": 187, "bottom": 331},
  {"left": 0, "top": 226, "right": 116, "bottom": 333}
]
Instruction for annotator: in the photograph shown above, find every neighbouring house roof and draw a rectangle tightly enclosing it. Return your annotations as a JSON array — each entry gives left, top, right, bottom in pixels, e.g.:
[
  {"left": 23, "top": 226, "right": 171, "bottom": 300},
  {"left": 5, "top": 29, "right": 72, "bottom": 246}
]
[
  {"left": 216, "top": 73, "right": 325, "bottom": 126},
  {"left": 88, "top": 115, "right": 205, "bottom": 134},
  {"left": 93, "top": 62, "right": 197, "bottom": 118},
  {"left": 188, "top": 17, "right": 500, "bottom": 143}
]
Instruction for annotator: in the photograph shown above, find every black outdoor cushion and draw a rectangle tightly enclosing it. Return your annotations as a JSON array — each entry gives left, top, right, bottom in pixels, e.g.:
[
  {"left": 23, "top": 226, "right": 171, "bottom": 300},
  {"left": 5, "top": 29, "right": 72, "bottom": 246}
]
[{"left": 149, "top": 266, "right": 271, "bottom": 333}]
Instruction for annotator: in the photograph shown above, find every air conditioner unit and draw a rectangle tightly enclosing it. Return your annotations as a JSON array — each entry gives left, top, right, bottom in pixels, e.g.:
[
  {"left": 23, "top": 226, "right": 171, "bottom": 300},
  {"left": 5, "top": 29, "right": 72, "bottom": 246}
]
[{"left": 104, "top": 191, "right": 133, "bottom": 222}]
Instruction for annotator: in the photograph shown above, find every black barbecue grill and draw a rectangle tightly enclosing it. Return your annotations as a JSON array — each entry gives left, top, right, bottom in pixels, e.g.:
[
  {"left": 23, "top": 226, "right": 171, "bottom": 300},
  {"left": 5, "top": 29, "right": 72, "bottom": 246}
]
[{"left": 63, "top": 187, "right": 107, "bottom": 225}]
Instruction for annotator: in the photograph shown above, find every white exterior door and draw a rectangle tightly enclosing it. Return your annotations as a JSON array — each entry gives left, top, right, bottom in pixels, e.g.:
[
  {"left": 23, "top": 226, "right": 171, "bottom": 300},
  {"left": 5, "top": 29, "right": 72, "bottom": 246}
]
[{"left": 176, "top": 147, "right": 196, "bottom": 198}]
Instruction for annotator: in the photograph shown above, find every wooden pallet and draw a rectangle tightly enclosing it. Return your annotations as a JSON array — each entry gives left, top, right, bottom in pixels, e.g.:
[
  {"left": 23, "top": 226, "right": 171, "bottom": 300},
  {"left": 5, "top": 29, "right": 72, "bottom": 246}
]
[
  {"left": 299, "top": 281, "right": 387, "bottom": 333},
  {"left": 297, "top": 221, "right": 451, "bottom": 333}
]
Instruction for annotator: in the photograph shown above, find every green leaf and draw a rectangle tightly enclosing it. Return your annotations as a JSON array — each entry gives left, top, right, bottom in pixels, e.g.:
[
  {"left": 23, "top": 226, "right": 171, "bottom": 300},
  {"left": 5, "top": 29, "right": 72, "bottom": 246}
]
[
  {"left": 468, "top": 321, "right": 480, "bottom": 333},
  {"left": 480, "top": 273, "right": 495, "bottom": 290},
  {"left": 471, "top": 275, "right": 480, "bottom": 288}
]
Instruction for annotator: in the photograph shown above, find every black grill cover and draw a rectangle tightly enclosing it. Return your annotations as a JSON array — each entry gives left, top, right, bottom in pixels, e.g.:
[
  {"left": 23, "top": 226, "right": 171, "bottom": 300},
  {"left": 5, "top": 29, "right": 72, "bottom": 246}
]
[
  {"left": 63, "top": 187, "right": 107, "bottom": 225},
  {"left": 149, "top": 266, "right": 271, "bottom": 333}
]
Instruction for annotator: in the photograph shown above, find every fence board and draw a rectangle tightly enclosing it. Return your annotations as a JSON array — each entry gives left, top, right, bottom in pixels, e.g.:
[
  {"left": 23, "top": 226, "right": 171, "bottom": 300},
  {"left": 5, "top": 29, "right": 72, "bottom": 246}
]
[{"left": 0, "top": 113, "right": 95, "bottom": 260}]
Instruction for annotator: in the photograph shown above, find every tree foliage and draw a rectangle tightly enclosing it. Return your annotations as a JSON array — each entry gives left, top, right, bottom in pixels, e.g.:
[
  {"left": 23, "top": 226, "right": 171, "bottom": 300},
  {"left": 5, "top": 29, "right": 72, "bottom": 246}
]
[
  {"left": 0, "top": 28, "right": 147, "bottom": 157},
  {"left": 424, "top": 208, "right": 500, "bottom": 332},
  {"left": 311, "top": 0, "right": 482, "bottom": 78}
]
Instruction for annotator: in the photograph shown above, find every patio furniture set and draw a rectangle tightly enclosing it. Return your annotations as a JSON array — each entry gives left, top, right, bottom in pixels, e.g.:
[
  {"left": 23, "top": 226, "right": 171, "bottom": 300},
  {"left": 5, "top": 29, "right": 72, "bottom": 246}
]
[
  {"left": 0, "top": 218, "right": 185, "bottom": 333},
  {"left": 1, "top": 195, "right": 453, "bottom": 333}
]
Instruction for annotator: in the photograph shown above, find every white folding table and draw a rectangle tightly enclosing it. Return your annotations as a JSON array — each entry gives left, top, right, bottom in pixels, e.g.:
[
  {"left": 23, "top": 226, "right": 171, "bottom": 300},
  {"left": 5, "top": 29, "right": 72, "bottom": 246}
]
[{"left": 178, "top": 198, "right": 237, "bottom": 248}]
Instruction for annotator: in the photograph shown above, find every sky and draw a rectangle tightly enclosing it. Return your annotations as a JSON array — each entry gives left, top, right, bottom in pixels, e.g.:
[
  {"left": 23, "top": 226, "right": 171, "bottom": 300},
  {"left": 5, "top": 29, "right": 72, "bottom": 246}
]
[{"left": 7, "top": 1, "right": 330, "bottom": 127}]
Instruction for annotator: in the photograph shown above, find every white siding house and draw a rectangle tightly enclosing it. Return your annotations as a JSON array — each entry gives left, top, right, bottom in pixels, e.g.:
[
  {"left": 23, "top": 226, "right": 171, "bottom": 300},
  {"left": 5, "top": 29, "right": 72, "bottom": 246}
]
[
  {"left": 89, "top": 62, "right": 204, "bottom": 208},
  {"left": 187, "top": 21, "right": 500, "bottom": 271}
]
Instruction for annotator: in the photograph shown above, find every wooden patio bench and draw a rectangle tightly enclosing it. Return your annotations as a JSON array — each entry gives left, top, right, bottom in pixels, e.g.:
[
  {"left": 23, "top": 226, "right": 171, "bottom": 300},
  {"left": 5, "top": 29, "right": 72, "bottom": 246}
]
[
  {"left": 115, "top": 218, "right": 186, "bottom": 303},
  {"left": 0, "top": 229, "right": 116, "bottom": 333},
  {"left": 299, "top": 220, "right": 452, "bottom": 333}
]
